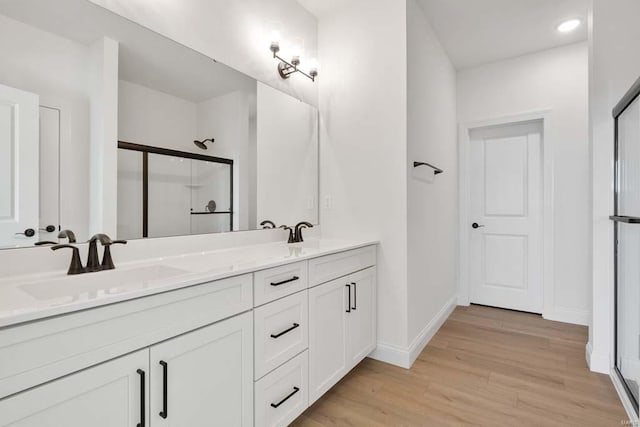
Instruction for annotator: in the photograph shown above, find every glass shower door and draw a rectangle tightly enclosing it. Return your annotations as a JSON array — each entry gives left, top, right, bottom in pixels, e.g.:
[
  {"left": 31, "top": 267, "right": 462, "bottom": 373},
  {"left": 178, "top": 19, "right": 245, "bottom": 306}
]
[{"left": 614, "top": 93, "right": 640, "bottom": 413}]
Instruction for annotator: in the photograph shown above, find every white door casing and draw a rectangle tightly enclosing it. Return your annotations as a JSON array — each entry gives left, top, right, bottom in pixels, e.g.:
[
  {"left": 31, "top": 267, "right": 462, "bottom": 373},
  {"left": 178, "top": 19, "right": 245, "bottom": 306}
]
[
  {"left": 468, "top": 120, "right": 543, "bottom": 313},
  {"left": 0, "top": 84, "right": 39, "bottom": 247}
]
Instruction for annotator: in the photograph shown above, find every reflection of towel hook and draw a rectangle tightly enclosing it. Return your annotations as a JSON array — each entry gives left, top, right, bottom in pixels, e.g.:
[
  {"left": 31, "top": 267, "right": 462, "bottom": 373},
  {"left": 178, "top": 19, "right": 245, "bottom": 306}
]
[{"left": 413, "top": 161, "right": 443, "bottom": 175}]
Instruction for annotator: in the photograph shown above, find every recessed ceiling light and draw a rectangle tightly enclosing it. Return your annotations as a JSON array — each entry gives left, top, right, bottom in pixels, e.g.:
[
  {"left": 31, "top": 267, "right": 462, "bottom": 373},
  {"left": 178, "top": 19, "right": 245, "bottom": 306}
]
[{"left": 557, "top": 19, "right": 581, "bottom": 33}]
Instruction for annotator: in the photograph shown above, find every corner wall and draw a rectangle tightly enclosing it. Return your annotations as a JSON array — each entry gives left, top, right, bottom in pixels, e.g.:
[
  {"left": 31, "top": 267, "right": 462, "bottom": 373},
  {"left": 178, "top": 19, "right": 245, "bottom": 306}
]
[
  {"left": 317, "top": 0, "right": 410, "bottom": 357},
  {"left": 406, "top": 0, "right": 458, "bottom": 364}
]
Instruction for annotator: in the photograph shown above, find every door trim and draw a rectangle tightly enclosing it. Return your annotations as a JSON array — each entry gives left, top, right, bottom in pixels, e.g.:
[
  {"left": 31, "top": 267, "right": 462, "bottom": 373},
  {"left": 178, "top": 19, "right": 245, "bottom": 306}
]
[{"left": 458, "top": 110, "right": 554, "bottom": 318}]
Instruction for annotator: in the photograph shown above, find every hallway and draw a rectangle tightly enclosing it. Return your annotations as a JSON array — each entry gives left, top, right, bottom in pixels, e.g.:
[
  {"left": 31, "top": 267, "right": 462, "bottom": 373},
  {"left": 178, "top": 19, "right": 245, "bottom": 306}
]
[{"left": 293, "top": 305, "right": 626, "bottom": 426}]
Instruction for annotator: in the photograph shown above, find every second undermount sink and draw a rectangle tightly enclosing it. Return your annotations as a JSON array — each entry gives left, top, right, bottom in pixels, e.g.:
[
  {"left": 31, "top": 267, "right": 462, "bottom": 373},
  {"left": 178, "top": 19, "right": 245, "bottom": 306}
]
[{"left": 19, "top": 265, "right": 190, "bottom": 301}]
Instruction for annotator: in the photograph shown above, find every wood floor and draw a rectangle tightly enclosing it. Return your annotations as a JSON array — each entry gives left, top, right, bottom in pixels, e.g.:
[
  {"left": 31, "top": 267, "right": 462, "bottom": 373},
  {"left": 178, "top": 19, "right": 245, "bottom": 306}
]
[{"left": 292, "top": 305, "right": 627, "bottom": 426}]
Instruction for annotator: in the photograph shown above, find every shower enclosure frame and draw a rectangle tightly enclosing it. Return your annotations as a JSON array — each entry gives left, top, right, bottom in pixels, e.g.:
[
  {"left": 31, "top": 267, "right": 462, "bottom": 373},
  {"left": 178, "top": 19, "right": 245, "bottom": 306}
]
[
  {"left": 611, "top": 76, "right": 640, "bottom": 416},
  {"left": 118, "top": 141, "right": 234, "bottom": 237}
]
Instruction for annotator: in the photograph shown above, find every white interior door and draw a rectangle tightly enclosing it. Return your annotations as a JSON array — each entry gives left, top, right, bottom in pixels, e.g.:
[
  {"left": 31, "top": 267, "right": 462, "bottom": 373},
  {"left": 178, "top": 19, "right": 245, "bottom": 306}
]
[
  {"left": 0, "top": 83, "right": 39, "bottom": 247},
  {"left": 469, "top": 120, "right": 543, "bottom": 313}
]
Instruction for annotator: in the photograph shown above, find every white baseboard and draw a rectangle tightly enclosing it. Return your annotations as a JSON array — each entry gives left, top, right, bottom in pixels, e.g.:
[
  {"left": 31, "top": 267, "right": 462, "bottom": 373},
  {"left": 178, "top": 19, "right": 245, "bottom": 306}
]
[
  {"left": 369, "top": 295, "right": 457, "bottom": 369},
  {"left": 610, "top": 366, "right": 638, "bottom": 424},
  {"left": 586, "top": 341, "right": 610, "bottom": 374},
  {"left": 543, "top": 306, "right": 590, "bottom": 326}
]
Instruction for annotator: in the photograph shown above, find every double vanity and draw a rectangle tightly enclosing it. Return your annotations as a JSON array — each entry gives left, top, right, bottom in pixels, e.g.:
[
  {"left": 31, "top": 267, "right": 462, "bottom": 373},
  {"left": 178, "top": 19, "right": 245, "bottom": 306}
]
[{"left": 0, "top": 240, "right": 377, "bottom": 426}]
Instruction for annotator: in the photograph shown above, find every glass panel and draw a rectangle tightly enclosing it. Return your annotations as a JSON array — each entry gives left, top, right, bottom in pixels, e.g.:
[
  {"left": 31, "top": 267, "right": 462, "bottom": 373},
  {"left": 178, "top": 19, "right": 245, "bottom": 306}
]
[
  {"left": 147, "top": 154, "right": 191, "bottom": 238},
  {"left": 617, "top": 222, "right": 640, "bottom": 405},
  {"left": 190, "top": 159, "right": 232, "bottom": 234},
  {"left": 618, "top": 96, "right": 640, "bottom": 216}
]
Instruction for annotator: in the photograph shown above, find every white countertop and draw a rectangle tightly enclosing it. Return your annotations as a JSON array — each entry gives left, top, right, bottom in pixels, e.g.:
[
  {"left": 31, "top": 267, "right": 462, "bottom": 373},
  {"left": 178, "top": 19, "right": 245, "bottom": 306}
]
[{"left": 0, "top": 239, "right": 377, "bottom": 328}]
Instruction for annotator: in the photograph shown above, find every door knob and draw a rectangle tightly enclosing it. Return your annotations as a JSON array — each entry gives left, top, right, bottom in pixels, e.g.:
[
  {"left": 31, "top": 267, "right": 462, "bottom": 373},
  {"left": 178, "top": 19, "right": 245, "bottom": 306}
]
[
  {"left": 16, "top": 228, "right": 36, "bottom": 237},
  {"left": 472, "top": 223, "right": 485, "bottom": 229}
]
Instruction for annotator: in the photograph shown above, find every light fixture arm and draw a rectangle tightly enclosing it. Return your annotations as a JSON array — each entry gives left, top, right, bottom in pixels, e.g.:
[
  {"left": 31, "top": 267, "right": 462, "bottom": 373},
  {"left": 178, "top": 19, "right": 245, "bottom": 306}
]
[{"left": 270, "top": 46, "right": 317, "bottom": 82}]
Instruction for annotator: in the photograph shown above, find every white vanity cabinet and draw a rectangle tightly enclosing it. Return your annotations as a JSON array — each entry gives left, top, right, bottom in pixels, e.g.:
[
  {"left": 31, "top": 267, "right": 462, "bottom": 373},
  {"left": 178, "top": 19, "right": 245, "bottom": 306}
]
[
  {"left": 149, "top": 312, "right": 253, "bottom": 427},
  {"left": 308, "top": 258, "right": 377, "bottom": 404},
  {"left": 0, "top": 349, "right": 149, "bottom": 427},
  {"left": 0, "top": 242, "right": 377, "bottom": 427}
]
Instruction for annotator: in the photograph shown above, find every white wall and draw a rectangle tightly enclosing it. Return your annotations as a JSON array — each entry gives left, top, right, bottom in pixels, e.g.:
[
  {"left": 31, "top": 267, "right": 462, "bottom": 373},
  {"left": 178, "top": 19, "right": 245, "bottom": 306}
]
[
  {"left": 589, "top": 0, "right": 640, "bottom": 373},
  {"left": 406, "top": 0, "right": 458, "bottom": 358},
  {"left": 89, "top": 0, "right": 318, "bottom": 107},
  {"left": 457, "top": 42, "right": 591, "bottom": 325},
  {"left": 317, "top": 0, "right": 409, "bottom": 359}
]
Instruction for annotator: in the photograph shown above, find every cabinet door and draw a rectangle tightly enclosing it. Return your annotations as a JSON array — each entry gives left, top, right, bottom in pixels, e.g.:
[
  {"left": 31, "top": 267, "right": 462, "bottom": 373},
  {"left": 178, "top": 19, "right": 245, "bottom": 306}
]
[
  {"left": 0, "top": 350, "right": 148, "bottom": 427},
  {"left": 149, "top": 312, "right": 253, "bottom": 427},
  {"left": 308, "top": 277, "right": 349, "bottom": 404},
  {"left": 347, "top": 267, "right": 377, "bottom": 368}
]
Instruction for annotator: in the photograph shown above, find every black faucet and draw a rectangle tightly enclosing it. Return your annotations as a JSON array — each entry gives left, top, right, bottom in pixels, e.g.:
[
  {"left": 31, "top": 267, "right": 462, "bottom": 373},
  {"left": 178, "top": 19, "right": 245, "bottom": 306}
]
[
  {"left": 293, "top": 222, "right": 313, "bottom": 243},
  {"left": 51, "top": 244, "right": 85, "bottom": 275},
  {"left": 260, "top": 220, "right": 277, "bottom": 229},
  {"left": 87, "top": 234, "right": 112, "bottom": 272},
  {"left": 280, "top": 225, "right": 295, "bottom": 243},
  {"left": 58, "top": 229, "right": 77, "bottom": 243}
]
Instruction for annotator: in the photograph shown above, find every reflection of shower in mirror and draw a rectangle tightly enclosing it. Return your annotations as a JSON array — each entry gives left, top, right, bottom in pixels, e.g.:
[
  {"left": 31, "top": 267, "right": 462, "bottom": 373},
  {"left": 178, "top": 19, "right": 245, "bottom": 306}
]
[{"left": 193, "top": 138, "right": 215, "bottom": 150}]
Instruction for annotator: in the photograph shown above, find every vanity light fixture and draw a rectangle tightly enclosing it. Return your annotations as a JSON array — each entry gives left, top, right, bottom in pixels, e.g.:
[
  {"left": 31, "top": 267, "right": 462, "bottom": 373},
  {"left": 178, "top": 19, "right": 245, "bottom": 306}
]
[
  {"left": 270, "top": 33, "right": 318, "bottom": 82},
  {"left": 557, "top": 19, "right": 581, "bottom": 33}
]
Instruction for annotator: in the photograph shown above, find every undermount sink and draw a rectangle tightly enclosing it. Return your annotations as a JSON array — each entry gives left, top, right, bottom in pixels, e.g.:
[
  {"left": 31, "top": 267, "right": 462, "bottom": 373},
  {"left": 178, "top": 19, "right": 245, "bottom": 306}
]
[{"left": 19, "top": 265, "right": 190, "bottom": 301}]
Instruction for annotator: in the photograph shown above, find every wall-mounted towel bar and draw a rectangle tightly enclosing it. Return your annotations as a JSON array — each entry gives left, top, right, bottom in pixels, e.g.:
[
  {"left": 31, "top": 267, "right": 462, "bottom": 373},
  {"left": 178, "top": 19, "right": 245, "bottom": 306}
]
[{"left": 413, "top": 161, "right": 443, "bottom": 175}]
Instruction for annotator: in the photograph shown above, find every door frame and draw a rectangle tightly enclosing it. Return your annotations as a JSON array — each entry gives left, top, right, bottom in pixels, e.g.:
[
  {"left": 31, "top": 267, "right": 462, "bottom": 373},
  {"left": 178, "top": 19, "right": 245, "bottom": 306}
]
[{"left": 457, "top": 109, "right": 554, "bottom": 318}]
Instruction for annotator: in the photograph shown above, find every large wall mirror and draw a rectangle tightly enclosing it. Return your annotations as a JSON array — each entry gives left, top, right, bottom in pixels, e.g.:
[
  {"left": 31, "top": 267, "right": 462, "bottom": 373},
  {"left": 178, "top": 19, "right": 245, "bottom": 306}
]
[{"left": 0, "top": 0, "right": 318, "bottom": 249}]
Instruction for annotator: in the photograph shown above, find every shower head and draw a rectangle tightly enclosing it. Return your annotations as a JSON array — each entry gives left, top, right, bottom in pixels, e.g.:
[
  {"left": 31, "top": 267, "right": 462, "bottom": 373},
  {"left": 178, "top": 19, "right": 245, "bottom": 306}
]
[{"left": 194, "top": 138, "right": 215, "bottom": 150}]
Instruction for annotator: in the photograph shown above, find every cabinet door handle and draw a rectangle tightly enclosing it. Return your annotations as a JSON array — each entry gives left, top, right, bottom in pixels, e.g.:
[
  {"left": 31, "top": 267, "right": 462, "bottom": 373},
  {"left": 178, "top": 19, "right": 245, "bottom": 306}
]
[
  {"left": 159, "top": 361, "right": 168, "bottom": 419},
  {"left": 346, "top": 284, "right": 351, "bottom": 313},
  {"left": 136, "top": 369, "right": 146, "bottom": 427},
  {"left": 270, "top": 323, "right": 300, "bottom": 338},
  {"left": 270, "top": 276, "right": 300, "bottom": 287},
  {"left": 270, "top": 386, "right": 300, "bottom": 408},
  {"left": 351, "top": 282, "right": 357, "bottom": 310}
]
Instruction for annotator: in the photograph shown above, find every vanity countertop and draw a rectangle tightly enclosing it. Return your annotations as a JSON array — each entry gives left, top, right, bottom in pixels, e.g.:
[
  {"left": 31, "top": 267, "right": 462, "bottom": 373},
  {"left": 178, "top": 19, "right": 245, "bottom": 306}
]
[{"left": 0, "top": 239, "right": 377, "bottom": 328}]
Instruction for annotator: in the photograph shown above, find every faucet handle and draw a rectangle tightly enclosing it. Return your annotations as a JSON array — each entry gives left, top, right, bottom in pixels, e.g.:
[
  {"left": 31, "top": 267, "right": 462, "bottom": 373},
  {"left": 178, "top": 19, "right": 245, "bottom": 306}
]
[
  {"left": 101, "top": 239, "right": 127, "bottom": 270},
  {"left": 51, "top": 244, "right": 85, "bottom": 275}
]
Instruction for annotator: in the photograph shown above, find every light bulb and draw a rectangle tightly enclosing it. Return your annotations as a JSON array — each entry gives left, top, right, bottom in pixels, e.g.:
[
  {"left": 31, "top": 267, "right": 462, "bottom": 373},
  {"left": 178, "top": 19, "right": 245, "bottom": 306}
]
[
  {"left": 307, "top": 58, "right": 319, "bottom": 77},
  {"left": 270, "top": 30, "right": 281, "bottom": 53},
  {"left": 557, "top": 19, "right": 581, "bottom": 33},
  {"left": 290, "top": 38, "right": 304, "bottom": 65}
]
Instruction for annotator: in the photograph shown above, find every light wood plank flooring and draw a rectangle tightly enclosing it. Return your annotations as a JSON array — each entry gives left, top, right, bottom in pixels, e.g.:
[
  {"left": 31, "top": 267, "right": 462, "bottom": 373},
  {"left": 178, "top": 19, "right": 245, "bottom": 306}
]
[{"left": 292, "top": 304, "right": 627, "bottom": 426}]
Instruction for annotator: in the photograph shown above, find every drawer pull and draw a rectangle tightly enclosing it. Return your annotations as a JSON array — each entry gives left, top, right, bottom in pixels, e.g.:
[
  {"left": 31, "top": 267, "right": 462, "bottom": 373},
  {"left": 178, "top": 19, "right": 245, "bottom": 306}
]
[
  {"left": 136, "top": 369, "right": 146, "bottom": 427},
  {"left": 351, "top": 282, "right": 357, "bottom": 310},
  {"left": 270, "top": 386, "right": 300, "bottom": 408},
  {"left": 270, "top": 276, "right": 300, "bottom": 287},
  {"left": 159, "top": 361, "right": 168, "bottom": 419},
  {"left": 270, "top": 323, "right": 300, "bottom": 339},
  {"left": 346, "top": 284, "right": 351, "bottom": 313}
]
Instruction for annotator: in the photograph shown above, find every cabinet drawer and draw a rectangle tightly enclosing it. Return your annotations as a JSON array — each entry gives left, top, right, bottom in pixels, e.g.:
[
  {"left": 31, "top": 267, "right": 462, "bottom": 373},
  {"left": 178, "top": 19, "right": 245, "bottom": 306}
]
[
  {"left": 255, "top": 350, "right": 308, "bottom": 427},
  {"left": 254, "top": 261, "right": 308, "bottom": 306},
  {"left": 254, "top": 291, "right": 309, "bottom": 379},
  {"left": 0, "top": 274, "right": 253, "bottom": 399},
  {"left": 308, "top": 246, "right": 376, "bottom": 287}
]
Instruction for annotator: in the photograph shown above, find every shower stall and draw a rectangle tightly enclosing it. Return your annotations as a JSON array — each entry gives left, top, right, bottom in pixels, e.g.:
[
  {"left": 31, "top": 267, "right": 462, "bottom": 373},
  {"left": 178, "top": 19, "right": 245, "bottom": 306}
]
[
  {"left": 117, "top": 142, "right": 233, "bottom": 240},
  {"left": 612, "top": 76, "right": 640, "bottom": 415}
]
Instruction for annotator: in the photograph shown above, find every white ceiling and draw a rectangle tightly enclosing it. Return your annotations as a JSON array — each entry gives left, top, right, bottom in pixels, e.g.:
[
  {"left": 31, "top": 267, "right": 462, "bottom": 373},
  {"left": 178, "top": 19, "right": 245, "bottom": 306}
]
[
  {"left": 416, "top": 0, "right": 589, "bottom": 69},
  {"left": 297, "top": 0, "right": 590, "bottom": 70}
]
